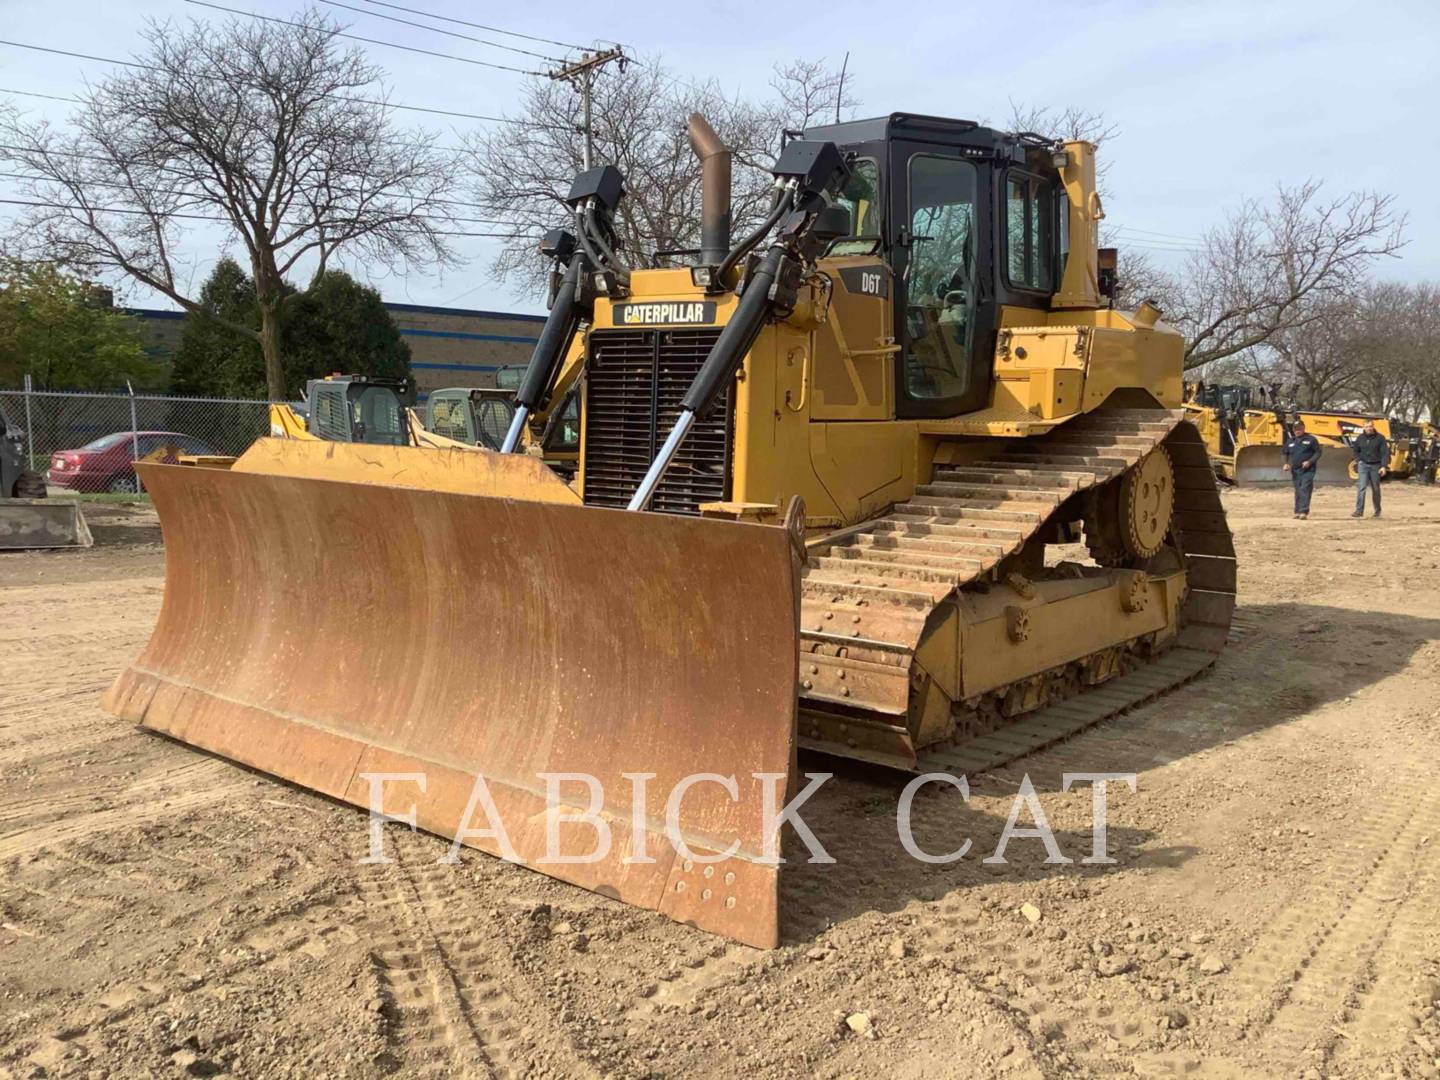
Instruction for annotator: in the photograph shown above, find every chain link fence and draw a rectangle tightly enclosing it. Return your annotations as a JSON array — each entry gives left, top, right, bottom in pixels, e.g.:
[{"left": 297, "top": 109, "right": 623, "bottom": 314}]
[{"left": 2, "top": 381, "right": 275, "bottom": 495}]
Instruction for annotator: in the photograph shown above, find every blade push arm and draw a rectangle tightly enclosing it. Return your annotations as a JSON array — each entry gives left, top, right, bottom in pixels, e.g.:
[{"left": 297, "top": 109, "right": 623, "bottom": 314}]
[{"left": 501, "top": 252, "right": 589, "bottom": 453}]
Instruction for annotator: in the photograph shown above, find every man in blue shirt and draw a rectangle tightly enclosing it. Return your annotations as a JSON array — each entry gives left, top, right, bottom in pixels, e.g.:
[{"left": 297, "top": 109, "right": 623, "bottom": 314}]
[
  {"left": 1350, "top": 420, "right": 1388, "bottom": 519},
  {"left": 1282, "top": 420, "right": 1322, "bottom": 519}
]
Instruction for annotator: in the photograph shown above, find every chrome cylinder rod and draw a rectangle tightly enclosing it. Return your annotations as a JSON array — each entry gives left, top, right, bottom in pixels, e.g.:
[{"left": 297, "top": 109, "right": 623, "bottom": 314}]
[
  {"left": 627, "top": 409, "right": 697, "bottom": 512},
  {"left": 499, "top": 404, "right": 531, "bottom": 454}
]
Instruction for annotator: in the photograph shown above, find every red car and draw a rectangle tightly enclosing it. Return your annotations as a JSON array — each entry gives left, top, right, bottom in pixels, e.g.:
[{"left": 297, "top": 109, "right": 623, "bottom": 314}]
[{"left": 47, "top": 431, "right": 217, "bottom": 493}]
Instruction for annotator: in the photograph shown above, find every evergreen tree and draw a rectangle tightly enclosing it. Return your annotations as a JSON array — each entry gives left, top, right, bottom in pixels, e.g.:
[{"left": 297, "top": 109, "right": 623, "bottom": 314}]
[
  {"left": 169, "top": 258, "right": 263, "bottom": 397},
  {"left": 173, "top": 262, "right": 409, "bottom": 399}
]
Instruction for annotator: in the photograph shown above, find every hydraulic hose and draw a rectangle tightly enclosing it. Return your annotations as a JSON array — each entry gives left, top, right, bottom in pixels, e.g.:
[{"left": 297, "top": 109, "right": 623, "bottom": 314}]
[
  {"left": 714, "top": 187, "right": 792, "bottom": 288},
  {"left": 584, "top": 205, "right": 631, "bottom": 283}
]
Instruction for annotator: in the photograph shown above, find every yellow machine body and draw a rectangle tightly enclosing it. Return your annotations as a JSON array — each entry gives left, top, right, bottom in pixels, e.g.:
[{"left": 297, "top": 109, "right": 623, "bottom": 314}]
[{"left": 107, "top": 127, "right": 1234, "bottom": 948}]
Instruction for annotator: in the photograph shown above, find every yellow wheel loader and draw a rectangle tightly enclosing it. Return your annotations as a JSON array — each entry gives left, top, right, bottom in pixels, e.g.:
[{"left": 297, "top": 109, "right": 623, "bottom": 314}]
[{"left": 106, "top": 112, "right": 1235, "bottom": 948}]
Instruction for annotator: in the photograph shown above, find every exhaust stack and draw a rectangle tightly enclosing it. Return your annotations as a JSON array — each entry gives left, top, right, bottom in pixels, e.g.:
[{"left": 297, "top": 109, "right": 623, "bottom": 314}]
[{"left": 687, "top": 113, "right": 731, "bottom": 265}]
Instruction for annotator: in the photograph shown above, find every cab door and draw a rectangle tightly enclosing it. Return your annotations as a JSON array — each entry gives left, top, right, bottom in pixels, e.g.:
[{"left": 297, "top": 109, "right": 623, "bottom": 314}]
[{"left": 889, "top": 143, "right": 994, "bottom": 418}]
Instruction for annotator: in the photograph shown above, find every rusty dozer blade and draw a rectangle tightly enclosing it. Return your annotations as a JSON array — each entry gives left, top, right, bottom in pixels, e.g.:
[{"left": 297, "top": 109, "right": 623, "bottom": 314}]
[
  {"left": 1233, "top": 444, "right": 1352, "bottom": 485},
  {"left": 0, "top": 497, "right": 93, "bottom": 549},
  {"left": 104, "top": 439, "right": 800, "bottom": 948}
]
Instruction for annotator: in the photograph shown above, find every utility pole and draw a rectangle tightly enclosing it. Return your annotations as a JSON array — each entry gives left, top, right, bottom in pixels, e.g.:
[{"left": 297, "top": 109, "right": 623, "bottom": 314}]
[{"left": 548, "top": 47, "right": 627, "bottom": 170}]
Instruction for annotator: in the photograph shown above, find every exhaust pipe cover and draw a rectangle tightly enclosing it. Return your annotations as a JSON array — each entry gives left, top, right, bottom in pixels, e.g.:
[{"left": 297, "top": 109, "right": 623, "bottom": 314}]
[{"left": 688, "top": 113, "right": 732, "bottom": 265}]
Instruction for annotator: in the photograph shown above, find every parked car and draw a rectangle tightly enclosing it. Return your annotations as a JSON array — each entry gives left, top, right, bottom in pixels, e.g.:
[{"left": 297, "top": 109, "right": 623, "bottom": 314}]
[{"left": 47, "top": 431, "right": 218, "bottom": 493}]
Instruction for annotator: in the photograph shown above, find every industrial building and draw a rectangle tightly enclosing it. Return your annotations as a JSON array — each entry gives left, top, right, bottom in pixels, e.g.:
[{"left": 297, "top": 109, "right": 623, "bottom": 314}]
[{"left": 132, "top": 302, "right": 545, "bottom": 397}]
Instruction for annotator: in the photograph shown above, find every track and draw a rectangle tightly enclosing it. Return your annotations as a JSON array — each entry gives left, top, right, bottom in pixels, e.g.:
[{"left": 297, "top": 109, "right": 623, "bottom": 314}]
[
  {"left": 355, "top": 837, "right": 601, "bottom": 1080},
  {"left": 799, "top": 408, "right": 1237, "bottom": 771}
]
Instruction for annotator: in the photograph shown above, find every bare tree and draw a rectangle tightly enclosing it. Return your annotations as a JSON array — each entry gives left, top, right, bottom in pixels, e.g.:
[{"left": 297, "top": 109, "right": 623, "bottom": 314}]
[
  {"left": 1006, "top": 102, "right": 1119, "bottom": 147},
  {"left": 1404, "top": 284, "right": 1440, "bottom": 423},
  {"left": 463, "top": 56, "right": 858, "bottom": 291},
  {"left": 1171, "top": 182, "right": 1405, "bottom": 372},
  {"left": 1, "top": 10, "right": 458, "bottom": 400},
  {"left": 771, "top": 58, "right": 859, "bottom": 130},
  {"left": 1331, "top": 283, "right": 1412, "bottom": 415},
  {"left": 1006, "top": 102, "right": 1119, "bottom": 195},
  {"left": 1265, "top": 300, "right": 1363, "bottom": 408}
]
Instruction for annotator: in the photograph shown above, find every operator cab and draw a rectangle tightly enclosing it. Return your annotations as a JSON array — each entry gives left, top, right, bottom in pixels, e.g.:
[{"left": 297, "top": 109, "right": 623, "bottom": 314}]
[
  {"left": 803, "top": 114, "right": 1070, "bottom": 419},
  {"left": 306, "top": 375, "right": 412, "bottom": 446}
]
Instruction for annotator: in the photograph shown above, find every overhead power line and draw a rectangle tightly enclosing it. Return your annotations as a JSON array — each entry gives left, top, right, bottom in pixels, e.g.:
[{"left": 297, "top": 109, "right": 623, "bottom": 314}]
[
  {"left": 314, "top": 0, "right": 564, "bottom": 63},
  {"left": 184, "top": 1, "right": 543, "bottom": 75},
  {"left": 0, "top": 195, "right": 536, "bottom": 239},
  {"left": 0, "top": 87, "right": 79, "bottom": 104},
  {"left": 0, "top": 171, "right": 510, "bottom": 220},
  {"left": 355, "top": 0, "right": 598, "bottom": 53},
  {"left": 1111, "top": 224, "right": 1203, "bottom": 244},
  {"left": 0, "top": 40, "right": 553, "bottom": 126}
]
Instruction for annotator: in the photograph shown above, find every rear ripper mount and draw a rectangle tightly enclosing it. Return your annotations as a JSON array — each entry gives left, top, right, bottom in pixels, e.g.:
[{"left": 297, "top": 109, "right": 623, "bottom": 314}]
[{"left": 797, "top": 409, "right": 1236, "bottom": 773}]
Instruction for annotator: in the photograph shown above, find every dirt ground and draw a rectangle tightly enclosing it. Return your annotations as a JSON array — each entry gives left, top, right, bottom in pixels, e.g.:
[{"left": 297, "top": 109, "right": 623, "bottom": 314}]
[{"left": 2, "top": 487, "right": 1440, "bottom": 1080}]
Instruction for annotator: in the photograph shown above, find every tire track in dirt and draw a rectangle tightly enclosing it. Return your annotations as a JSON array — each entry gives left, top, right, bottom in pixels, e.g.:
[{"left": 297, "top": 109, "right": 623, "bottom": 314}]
[
  {"left": 1199, "top": 779, "right": 1440, "bottom": 1075},
  {"left": 356, "top": 846, "right": 522, "bottom": 1078},
  {"left": 914, "top": 892, "right": 1126, "bottom": 1070},
  {"left": 1331, "top": 836, "right": 1440, "bottom": 1071},
  {"left": 0, "top": 714, "right": 132, "bottom": 764},
  {"left": 355, "top": 836, "right": 603, "bottom": 1080}
]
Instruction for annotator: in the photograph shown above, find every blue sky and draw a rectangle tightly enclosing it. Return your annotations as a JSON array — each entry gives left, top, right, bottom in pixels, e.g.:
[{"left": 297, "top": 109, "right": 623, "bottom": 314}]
[{"left": 3, "top": 0, "right": 1437, "bottom": 314}]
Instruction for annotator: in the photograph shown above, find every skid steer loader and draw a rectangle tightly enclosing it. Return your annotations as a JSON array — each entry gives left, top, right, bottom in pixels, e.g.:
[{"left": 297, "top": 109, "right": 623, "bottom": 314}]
[
  {"left": 271, "top": 374, "right": 414, "bottom": 445},
  {"left": 106, "top": 112, "right": 1235, "bottom": 948},
  {"left": 420, "top": 384, "right": 581, "bottom": 477},
  {"left": 1, "top": 400, "right": 92, "bottom": 549}
]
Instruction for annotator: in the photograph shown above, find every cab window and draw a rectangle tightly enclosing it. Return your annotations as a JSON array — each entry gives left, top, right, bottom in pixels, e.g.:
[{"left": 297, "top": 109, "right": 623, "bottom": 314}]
[
  {"left": 542, "top": 390, "right": 580, "bottom": 455},
  {"left": 428, "top": 395, "right": 473, "bottom": 443},
  {"left": 1005, "top": 173, "right": 1055, "bottom": 291},
  {"left": 828, "top": 158, "right": 881, "bottom": 256},
  {"left": 310, "top": 387, "right": 350, "bottom": 441},
  {"left": 904, "top": 155, "right": 978, "bottom": 401},
  {"left": 353, "top": 386, "right": 407, "bottom": 446},
  {"left": 472, "top": 396, "right": 515, "bottom": 449}
]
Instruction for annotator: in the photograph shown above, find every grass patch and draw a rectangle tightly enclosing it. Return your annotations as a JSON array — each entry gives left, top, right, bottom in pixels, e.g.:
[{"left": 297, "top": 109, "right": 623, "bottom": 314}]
[{"left": 47, "top": 492, "right": 152, "bottom": 505}]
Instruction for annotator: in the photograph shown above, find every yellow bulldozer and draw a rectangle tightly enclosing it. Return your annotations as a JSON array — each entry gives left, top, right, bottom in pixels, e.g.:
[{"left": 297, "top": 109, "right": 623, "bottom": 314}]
[
  {"left": 1183, "top": 382, "right": 1415, "bottom": 484},
  {"left": 106, "top": 112, "right": 1235, "bottom": 948}
]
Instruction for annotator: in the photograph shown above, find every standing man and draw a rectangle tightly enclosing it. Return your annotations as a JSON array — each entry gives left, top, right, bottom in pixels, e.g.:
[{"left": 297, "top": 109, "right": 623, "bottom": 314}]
[
  {"left": 1351, "top": 419, "right": 1389, "bottom": 518},
  {"left": 1282, "top": 420, "right": 1322, "bottom": 519}
]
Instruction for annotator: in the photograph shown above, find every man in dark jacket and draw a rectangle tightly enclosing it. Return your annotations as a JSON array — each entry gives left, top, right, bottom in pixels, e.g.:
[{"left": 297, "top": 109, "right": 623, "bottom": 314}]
[
  {"left": 1351, "top": 420, "right": 1388, "bottom": 518},
  {"left": 1282, "top": 420, "right": 1322, "bottom": 519}
]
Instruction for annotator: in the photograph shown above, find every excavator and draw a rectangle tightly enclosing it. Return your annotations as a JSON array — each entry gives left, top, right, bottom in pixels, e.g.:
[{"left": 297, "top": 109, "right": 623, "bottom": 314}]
[{"left": 106, "top": 112, "right": 1235, "bottom": 948}]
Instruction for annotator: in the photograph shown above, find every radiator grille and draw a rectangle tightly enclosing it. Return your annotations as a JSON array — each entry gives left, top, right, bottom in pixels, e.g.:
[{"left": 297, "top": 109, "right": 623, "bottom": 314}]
[{"left": 582, "top": 328, "right": 731, "bottom": 515}]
